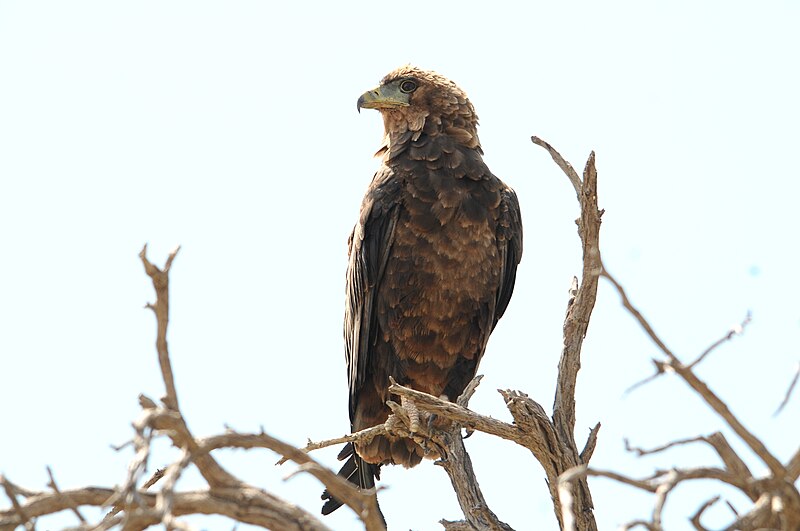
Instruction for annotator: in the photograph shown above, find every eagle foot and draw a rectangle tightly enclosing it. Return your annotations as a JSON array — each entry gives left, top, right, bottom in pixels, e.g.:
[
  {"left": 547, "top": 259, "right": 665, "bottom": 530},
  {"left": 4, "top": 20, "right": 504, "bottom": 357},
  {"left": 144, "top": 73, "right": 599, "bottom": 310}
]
[
  {"left": 401, "top": 395, "right": 421, "bottom": 433},
  {"left": 383, "top": 412, "right": 404, "bottom": 434}
]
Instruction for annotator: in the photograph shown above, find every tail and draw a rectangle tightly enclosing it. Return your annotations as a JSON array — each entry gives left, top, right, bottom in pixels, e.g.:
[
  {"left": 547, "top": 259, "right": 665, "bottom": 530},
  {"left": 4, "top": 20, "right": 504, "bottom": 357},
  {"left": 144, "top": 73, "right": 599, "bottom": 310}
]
[{"left": 321, "top": 442, "right": 383, "bottom": 521}]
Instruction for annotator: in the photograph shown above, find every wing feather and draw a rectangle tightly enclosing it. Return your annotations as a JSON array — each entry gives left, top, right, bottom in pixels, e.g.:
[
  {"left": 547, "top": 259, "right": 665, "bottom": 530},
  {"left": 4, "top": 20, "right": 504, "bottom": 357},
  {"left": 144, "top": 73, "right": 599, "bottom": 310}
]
[
  {"left": 344, "top": 167, "right": 401, "bottom": 424},
  {"left": 494, "top": 185, "right": 523, "bottom": 328}
]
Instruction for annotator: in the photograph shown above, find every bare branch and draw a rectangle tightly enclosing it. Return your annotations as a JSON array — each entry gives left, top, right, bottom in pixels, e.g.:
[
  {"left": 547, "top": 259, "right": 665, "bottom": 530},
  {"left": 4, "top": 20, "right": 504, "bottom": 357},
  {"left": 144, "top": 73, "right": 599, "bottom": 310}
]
[
  {"left": 156, "top": 449, "right": 192, "bottom": 530},
  {"left": 561, "top": 465, "right": 751, "bottom": 510},
  {"left": 457, "top": 375, "right": 484, "bottom": 408},
  {"left": 531, "top": 136, "right": 582, "bottom": 198},
  {"left": 1, "top": 488, "right": 333, "bottom": 531},
  {"left": 281, "top": 424, "right": 389, "bottom": 465},
  {"left": 687, "top": 312, "right": 751, "bottom": 369},
  {"left": 703, "top": 433, "right": 755, "bottom": 498},
  {"left": 531, "top": 139, "right": 602, "bottom": 531},
  {"left": 433, "top": 426, "right": 513, "bottom": 531},
  {"left": 139, "top": 244, "right": 181, "bottom": 412},
  {"left": 624, "top": 436, "right": 707, "bottom": 457},
  {"left": 580, "top": 423, "right": 601, "bottom": 464},
  {"left": 100, "top": 467, "right": 165, "bottom": 526},
  {"left": 138, "top": 247, "right": 241, "bottom": 490},
  {"left": 690, "top": 496, "right": 719, "bottom": 531},
  {"left": 774, "top": 361, "right": 800, "bottom": 416},
  {"left": 553, "top": 150, "right": 601, "bottom": 443},
  {"left": 624, "top": 360, "right": 668, "bottom": 394},
  {"left": 46, "top": 466, "right": 85, "bottom": 524},
  {"left": 0, "top": 475, "right": 34, "bottom": 531},
  {"left": 387, "top": 382, "right": 522, "bottom": 443},
  {"left": 199, "top": 431, "right": 385, "bottom": 531},
  {"left": 440, "top": 519, "right": 476, "bottom": 531},
  {"left": 560, "top": 466, "right": 656, "bottom": 494},
  {"left": 602, "top": 267, "right": 787, "bottom": 478},
  {"left": 141, "top": 469, "right": 166, "bottom": 490},
  {"left": 787, "top": 448, "right": 800, "bottom": 481},
  {"left": 600, "top": 270, "right": 676, "bottom": 361}
]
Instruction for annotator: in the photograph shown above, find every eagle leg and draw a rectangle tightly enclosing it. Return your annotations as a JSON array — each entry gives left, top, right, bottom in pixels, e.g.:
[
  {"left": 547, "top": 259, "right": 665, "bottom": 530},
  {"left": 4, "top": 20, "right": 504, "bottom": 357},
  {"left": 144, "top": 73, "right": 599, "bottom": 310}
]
[{"left": 401, "top": 395, "right": 421, "bottom": 433}]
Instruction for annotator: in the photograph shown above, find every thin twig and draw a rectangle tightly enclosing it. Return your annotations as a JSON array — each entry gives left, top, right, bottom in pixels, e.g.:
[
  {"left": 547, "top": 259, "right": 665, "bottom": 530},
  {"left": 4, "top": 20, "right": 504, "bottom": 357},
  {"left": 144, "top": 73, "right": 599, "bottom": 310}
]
[
  {"left": 687, "top": 312, "right": 751, "bottom": 369},
  {"left": 45, "top": 466, "right": 85, "bottom": 524},
  {"left": 142, "top": 468, "right": 166, "bottom": 490},
  {"left": 0, "top": 475, "right": 34, "bottom": 531},
  {"left": 774, "top": 361, "right": 800, "bottom": 416},
  {"left": 156, "top": 449, "right": 192, "bottom": 530},
  {"left": 531, "top": 136, "right": 582, "bottom": 198},
  {"left": 624, "top": 360, "right": 668, "bottom": 395},
  {"left": 276, "top": 424, "right": 388, "bottom": 466},
  {"left": 689, "top": 496, "right": 719, "bottom": 531},
  {"left": 580, "top": 423, "right": 602, "bottom": 464},
  {"left": 600, "top": 269, "right": 676, "bottom": 361},
  {"left": 624, "top": 436, "right": 707, "bottom": 457}
]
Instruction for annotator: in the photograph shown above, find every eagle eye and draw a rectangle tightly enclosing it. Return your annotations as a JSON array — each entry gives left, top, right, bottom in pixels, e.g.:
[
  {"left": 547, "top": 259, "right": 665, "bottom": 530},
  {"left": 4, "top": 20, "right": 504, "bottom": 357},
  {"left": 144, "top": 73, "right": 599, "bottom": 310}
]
[{"left": 399, "top": 79, "right": 417, "bottom": 94}]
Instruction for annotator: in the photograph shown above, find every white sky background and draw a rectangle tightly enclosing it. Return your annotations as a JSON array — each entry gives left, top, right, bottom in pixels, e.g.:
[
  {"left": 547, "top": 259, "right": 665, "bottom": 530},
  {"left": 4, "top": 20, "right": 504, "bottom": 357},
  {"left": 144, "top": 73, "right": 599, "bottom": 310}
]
[{"left": 1, "top": 1, "right": 799, "bottom": 530}]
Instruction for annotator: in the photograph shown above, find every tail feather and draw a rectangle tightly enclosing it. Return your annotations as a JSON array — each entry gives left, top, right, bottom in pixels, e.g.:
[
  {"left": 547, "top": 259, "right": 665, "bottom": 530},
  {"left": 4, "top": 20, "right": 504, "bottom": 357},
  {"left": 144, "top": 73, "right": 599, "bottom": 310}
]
[{"left": 321, "top": 442, "right": 382, "bottom": 519}]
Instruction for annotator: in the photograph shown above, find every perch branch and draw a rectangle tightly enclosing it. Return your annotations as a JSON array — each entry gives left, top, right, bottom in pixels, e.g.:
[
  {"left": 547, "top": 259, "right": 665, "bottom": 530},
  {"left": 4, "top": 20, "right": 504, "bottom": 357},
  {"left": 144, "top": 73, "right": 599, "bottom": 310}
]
[
  {"left": 199, "top": 431, "right": 385, "bottom": 531},
  {"left": 386, "top": 376, "right": 512, "bottom": 531},
  {"left": 282, "top": 424, "right": 389, "bottom": 465}
]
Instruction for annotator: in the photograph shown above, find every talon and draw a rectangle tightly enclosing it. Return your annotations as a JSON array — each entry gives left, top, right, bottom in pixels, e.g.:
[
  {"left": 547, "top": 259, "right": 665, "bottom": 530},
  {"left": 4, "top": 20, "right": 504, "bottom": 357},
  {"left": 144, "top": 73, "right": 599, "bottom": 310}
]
[{"left": 427, "top": 412, "right": 438, "bottom": 433}]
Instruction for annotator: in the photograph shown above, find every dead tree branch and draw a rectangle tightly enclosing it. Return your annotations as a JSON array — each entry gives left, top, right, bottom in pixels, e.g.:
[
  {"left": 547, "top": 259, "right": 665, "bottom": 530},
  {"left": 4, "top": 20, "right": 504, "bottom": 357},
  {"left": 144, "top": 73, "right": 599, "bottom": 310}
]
[
  {"left": 139, "top": 244, "right": 181, "bottom": 412},
  {"left": 553, "top": 268, "right": 800, "bottom": 529},
  {"left": 1, "top": 247, "right": 383, "bottom": 531},
  {"left": 531, "top": 136, "right": 603, "bottom": 531}
]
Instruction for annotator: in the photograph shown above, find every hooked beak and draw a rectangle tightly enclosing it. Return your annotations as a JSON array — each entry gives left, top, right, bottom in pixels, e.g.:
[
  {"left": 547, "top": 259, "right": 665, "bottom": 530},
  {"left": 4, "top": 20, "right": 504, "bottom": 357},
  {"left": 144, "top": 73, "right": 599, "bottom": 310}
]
[{"left": 357, "top": 83, "right": 411, "bottom": 113}]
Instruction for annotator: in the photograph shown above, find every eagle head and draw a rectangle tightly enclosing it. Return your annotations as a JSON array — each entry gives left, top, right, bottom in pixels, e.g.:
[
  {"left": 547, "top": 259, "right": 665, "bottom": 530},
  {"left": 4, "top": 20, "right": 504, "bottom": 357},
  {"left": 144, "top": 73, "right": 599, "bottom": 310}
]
[{"left": 357, "top": 65, "right": 480, "bottom": 151}]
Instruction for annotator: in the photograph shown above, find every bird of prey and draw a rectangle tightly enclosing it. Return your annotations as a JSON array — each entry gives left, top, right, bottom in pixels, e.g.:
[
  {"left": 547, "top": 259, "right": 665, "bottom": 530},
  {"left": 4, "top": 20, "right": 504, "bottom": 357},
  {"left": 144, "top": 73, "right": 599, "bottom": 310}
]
[{"left": 322, "top": 65, "right": 522, "bottom": 516}]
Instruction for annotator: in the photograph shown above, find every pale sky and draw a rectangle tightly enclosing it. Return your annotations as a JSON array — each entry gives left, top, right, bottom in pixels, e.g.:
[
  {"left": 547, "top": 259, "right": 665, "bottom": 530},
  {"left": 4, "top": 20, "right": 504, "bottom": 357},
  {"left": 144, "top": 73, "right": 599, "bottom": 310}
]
[{"left": 1, "top": 2, "right": 799, "bottom": 530}]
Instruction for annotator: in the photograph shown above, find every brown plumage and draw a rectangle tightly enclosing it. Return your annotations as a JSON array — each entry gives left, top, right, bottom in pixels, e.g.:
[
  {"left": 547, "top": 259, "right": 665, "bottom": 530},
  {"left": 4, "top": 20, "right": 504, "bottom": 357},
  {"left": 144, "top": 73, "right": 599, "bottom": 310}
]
[{"left": 322, "top": 66, "right": 523, "bottom": 516}]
